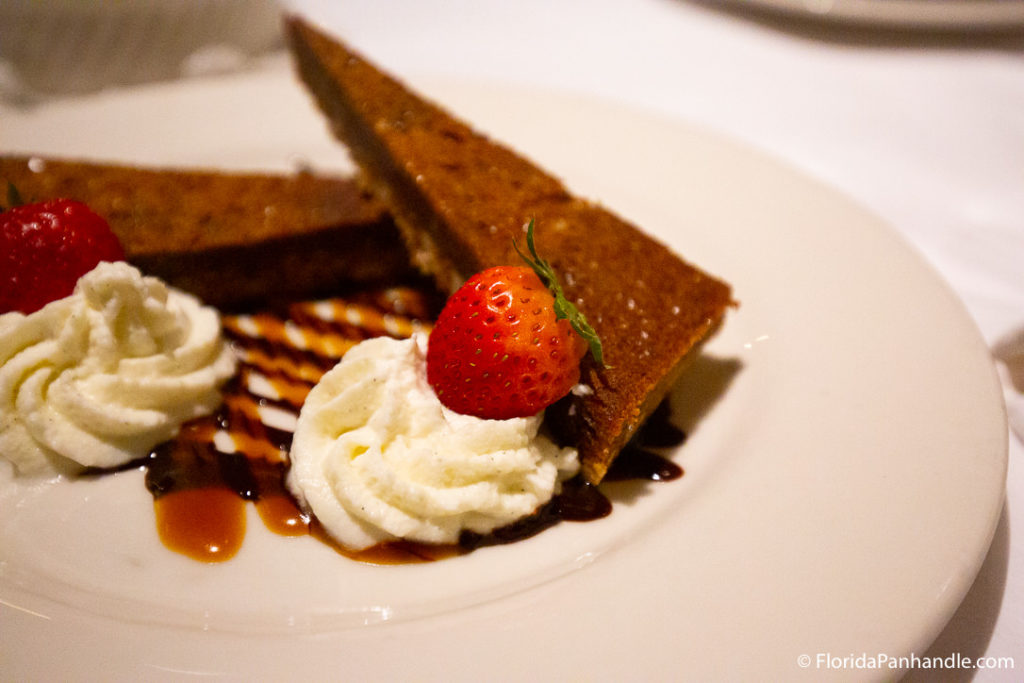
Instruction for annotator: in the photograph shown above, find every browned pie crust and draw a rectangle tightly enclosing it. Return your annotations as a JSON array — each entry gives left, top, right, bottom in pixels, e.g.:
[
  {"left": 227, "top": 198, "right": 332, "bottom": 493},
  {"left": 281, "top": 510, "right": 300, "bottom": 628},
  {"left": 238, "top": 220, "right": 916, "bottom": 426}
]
[
  {"left": 285, "top": 17, "right": 734, "bottom": 482},
  {"left": 1, "top": 155, "right": 412, "bottom": 308}
]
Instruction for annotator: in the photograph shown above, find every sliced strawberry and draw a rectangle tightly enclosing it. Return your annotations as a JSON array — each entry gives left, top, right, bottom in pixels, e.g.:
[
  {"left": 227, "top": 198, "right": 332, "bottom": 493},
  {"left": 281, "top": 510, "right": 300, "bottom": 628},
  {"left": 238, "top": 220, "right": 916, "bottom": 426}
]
[{"left": 1, "top": 198, "right": 125, "bottom": 314}]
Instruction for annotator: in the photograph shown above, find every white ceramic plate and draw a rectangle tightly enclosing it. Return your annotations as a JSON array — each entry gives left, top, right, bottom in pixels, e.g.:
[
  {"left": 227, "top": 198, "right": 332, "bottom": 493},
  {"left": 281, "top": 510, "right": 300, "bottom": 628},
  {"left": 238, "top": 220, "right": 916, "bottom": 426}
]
[
  {"left": 0, "top": 59, "right": 1007, "bottom": 680},
  {"left": 723, "top": 0, "right": 1024, "bottom": 30}
]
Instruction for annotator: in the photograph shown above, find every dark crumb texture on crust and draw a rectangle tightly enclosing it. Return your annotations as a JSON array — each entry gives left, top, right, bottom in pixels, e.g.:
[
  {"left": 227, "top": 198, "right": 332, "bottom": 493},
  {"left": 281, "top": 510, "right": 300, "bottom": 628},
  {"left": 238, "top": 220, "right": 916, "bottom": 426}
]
[
  {"left": 0, "top": 155, "right": 413, "bottom": 308},
  {"left": 285, "top": 17, "right": 735, "bottom": 483}
]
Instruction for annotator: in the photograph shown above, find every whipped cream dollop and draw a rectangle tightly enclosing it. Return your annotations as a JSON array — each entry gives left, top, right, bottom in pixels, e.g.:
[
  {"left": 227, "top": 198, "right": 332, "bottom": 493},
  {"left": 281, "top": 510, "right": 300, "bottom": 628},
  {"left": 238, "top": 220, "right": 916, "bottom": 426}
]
[
  {"left": 288, "top": 333, "right": 579, "bottom": 550},
  {"left": 0, "top": 261, "right": 237, "bottom": 476}
]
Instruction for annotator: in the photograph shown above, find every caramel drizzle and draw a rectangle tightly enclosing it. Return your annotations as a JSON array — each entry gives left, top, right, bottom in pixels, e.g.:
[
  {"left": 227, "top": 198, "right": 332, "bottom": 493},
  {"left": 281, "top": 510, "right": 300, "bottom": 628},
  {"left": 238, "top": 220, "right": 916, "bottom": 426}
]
[
  {"left": 147, "top": 288, "right": 435, "bottom": 563},
  {"left": 143, "top": 286, "right": 683, "bottom": 565}
]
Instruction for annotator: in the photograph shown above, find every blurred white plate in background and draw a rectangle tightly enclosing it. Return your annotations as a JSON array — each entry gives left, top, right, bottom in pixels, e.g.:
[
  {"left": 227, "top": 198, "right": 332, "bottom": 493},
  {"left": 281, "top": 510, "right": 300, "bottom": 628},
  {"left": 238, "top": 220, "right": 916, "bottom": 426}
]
[{"left": 722, "top": 0, "right": 1024, "bottom": 29}]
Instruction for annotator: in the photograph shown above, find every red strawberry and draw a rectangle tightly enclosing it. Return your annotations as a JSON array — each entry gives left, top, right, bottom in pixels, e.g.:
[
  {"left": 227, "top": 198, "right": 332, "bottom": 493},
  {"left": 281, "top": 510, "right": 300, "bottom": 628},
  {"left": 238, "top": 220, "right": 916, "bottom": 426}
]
[
  {"left": 426, "top": 220, "right": 603, "bottom": 420},
  {"left": 1, "top": 197, "right": 125, "bottom": 314}
]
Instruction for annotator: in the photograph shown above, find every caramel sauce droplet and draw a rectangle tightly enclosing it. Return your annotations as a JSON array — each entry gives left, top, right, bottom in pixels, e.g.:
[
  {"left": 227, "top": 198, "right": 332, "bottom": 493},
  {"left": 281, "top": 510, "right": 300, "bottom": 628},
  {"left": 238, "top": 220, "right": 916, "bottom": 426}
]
[
  {"left": 154, "top": 488, "right": 246, "bottom": 562},
  {"left": 255, "top": 494, "right": 309, "bottom": 536}
]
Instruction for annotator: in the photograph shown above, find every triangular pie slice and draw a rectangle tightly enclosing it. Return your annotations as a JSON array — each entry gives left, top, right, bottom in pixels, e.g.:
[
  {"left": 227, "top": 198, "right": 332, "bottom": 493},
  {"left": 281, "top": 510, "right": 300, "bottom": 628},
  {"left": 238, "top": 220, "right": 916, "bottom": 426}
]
[
  {"left": 285, "top": 17, "right": 734, "bottom": 483},
  {"left": 1, "top": 155, "right": 411, "bottom": 308}
]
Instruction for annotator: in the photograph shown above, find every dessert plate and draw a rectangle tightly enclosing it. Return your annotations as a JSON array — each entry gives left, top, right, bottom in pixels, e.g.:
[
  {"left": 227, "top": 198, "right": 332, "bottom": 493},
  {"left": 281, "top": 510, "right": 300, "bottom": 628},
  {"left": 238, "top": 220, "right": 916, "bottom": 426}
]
[{"left": 0, "top": 59, "right": 1007, "bottom": 680}]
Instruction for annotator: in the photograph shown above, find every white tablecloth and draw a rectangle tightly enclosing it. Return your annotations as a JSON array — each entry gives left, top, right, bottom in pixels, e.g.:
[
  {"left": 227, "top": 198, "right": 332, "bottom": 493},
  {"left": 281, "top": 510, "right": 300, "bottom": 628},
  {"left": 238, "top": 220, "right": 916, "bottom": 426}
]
[{"left": 2, "top": 0, "right": 1021, "bottom": 678}]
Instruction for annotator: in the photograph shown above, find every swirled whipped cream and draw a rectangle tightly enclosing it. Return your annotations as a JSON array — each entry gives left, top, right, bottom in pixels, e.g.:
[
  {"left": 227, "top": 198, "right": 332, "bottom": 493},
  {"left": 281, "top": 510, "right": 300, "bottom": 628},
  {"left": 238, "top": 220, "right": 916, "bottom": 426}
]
[
  {"left": 0, "top": 261, "right": 237, "bottom": 476},
  {"left": 288, "top": 333, "right": 579, "bottom": 550}
]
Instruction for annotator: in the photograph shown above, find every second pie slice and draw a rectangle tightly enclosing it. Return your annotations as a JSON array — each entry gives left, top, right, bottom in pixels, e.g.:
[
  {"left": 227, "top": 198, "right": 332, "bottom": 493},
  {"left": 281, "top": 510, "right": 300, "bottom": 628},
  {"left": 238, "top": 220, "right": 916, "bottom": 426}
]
[{"left": 285, "top": 17, "right": 734, "bottom": 483}]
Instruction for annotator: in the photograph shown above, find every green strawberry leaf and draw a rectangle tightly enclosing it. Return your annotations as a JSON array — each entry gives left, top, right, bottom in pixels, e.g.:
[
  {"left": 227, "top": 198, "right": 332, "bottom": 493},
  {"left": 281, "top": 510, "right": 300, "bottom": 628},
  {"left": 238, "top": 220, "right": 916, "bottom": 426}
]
[{"left": 514, "top": 218, "right": 606, "bottom": 367}]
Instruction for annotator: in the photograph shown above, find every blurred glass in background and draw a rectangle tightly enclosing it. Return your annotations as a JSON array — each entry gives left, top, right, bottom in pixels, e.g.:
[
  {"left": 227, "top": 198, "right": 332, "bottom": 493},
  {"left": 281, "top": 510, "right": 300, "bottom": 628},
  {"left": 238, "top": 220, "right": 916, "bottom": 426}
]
[{"left": 0, "top": 0, "right": 282, "bottom": 103}]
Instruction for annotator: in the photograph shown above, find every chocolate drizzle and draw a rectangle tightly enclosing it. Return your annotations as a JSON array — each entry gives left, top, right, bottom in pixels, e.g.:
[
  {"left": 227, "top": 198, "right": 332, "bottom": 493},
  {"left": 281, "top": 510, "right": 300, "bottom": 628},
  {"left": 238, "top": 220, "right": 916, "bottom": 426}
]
[
  {"left": 140, "top": 286, "right": 687, "bottom": 564},
  {"left": 604, "top": 446, "right": 683, "bottom": 482}
]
